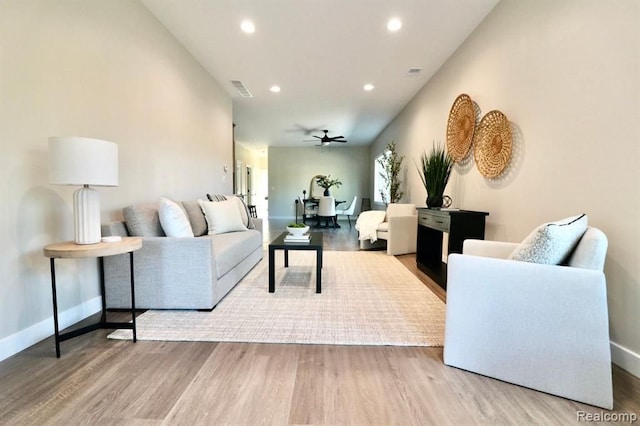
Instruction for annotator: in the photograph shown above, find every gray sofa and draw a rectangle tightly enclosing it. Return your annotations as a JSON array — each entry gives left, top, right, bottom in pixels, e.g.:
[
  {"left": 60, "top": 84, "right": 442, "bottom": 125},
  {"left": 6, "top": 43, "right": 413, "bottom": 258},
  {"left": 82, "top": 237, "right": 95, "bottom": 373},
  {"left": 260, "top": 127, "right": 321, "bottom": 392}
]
[{"left": 101, "top": 198, "right": 263, "bottom": 310}]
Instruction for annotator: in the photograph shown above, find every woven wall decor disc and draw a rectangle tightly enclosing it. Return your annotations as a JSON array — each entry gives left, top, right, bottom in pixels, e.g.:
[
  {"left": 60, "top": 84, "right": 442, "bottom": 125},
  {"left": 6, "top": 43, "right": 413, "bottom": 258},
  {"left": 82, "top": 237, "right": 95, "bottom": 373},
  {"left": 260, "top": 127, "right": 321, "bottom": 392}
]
[
  {"left": 446, "top": 94, "right": 475, "bottom": 162},
  {"left": 473, "top": 110, "right": 512, "bottom": 178}
]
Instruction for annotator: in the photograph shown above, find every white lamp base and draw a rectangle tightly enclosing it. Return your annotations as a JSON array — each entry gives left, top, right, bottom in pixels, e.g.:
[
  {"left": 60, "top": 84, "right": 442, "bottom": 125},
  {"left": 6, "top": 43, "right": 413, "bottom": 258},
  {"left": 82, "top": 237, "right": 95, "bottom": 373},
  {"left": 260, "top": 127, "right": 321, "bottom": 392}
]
[{"left": 74, "top": 185, "right": 101, "bottom": 244}]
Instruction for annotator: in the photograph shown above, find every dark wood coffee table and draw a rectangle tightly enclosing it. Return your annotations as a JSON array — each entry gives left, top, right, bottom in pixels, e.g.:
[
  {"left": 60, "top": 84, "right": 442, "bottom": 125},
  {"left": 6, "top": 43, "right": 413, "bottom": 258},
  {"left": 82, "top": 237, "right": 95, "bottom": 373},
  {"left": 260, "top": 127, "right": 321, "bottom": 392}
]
[{"left": 268, "top": 232, "right": 323, "bottom": 293}]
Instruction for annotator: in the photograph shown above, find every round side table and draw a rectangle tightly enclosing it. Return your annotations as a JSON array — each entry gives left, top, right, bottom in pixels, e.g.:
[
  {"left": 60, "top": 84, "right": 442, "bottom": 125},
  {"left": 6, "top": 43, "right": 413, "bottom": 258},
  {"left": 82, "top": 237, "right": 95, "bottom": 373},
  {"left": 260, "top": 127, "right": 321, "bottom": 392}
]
[{"left": 43, "top": 237, "right": 142, "bottom": 357}]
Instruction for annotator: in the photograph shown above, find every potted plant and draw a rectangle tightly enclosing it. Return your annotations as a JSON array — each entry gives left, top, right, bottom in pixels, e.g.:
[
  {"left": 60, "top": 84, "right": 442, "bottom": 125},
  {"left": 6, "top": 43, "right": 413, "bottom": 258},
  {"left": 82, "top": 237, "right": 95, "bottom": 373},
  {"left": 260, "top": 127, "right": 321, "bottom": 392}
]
[
  {"left": 316, "top": 175, "right": 342, "bottom": 196},
  {"left": 377, "top": 141, "right": 404, "bottom": 205},
  {"left": 416, "top": 142, "right": 454, "bottom": 208},
  {"left": 287, "top": 222, "right": 310, "bottom": 236}
]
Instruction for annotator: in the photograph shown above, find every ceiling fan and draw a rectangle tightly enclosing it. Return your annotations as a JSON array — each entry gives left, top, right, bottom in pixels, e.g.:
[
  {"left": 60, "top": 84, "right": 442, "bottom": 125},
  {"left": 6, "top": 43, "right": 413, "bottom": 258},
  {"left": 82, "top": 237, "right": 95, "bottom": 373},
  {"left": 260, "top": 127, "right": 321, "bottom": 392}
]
[{"left": 304, "top": 130, "right": 347, "bottom": 146}]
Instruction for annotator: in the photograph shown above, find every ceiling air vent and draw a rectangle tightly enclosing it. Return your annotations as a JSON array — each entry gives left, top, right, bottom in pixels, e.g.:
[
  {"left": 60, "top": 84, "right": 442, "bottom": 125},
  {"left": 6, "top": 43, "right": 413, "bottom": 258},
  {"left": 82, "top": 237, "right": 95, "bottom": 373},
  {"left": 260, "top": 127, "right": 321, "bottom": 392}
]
[
  {"left": 407, "top": 67, "right": 423, "bottom": 76},
  {"left": 230, "top": 80, "right": 253, "bottom": 98}
]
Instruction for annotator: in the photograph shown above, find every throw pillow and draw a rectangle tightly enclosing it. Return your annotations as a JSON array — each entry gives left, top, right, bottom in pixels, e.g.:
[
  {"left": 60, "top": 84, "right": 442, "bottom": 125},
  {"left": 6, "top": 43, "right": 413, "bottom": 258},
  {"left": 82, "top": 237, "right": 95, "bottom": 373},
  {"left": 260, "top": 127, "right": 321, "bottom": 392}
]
[
  {"left": 231, "top": 195, "right": 255, "bottom": 229},
  {"left": 123, "top": 203, "right": 166, "bottom": 237},
  {"left": 198, "top": 199, "right": 248, "bottom": 235},
  {"left": 508, "top": 214, "right": 588, "bottom": 265},
  {"left": 158, "top": 197, "right": 194, "bottom": 237},
  {"left": 206, "top": 194, "right": 227, "bottom": 202},
  {"left": 182, "top": 200, "right": 208, "bottom": 237}
]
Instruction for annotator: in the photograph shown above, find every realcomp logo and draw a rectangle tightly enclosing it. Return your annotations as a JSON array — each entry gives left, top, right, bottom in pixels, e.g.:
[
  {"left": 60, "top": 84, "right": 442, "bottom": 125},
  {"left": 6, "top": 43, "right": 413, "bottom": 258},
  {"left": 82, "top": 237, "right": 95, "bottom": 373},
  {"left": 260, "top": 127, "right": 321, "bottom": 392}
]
[{"left": 577, "top": 411, "right": 638, "bottom": 423}]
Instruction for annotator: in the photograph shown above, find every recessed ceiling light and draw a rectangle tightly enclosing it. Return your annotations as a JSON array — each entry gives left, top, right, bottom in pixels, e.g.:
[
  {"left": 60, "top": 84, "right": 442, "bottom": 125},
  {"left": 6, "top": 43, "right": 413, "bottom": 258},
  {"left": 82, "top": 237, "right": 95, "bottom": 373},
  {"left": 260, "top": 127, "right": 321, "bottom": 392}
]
[
  {"left": 364, "top": 84, "right": 375, "bottom": 91},
  {"left": 387, "top": 18, "right": 402, "bottom": 32},
  {"left": 240, "top": 20, "right": 255, "bottom": 34},
  {"left": 270, "top": 85, "right": 281, "bottom": 93}
]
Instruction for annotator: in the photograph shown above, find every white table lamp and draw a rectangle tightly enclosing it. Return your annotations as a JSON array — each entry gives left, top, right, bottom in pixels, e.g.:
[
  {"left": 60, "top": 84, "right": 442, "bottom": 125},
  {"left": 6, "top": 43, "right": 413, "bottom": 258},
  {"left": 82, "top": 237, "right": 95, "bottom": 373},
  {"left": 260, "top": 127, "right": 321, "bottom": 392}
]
[{"left": 49, "top": 137, "right": 118, "bottom": 244}]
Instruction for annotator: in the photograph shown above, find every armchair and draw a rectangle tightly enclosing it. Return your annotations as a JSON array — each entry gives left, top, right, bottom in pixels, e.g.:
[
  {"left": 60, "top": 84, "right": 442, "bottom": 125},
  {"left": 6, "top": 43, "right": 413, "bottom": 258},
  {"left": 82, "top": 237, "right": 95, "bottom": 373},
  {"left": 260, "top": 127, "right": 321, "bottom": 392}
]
[
  {"left": 443, "top": 227, "right": 613, "bottom": 409},
  {"left": 356, "top": 203, "right": 417, "bottom": 255}
]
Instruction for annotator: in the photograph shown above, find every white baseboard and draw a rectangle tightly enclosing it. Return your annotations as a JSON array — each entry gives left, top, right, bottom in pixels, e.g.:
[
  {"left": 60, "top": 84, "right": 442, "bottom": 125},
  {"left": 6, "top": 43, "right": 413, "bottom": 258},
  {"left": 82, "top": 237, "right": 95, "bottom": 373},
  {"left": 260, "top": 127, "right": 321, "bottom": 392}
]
[
  {"left": 611, "top": 341, "right": 640, "bottom": 379},
  {"left": 0, "top": 297, "right": 102, "bottom": 362}
]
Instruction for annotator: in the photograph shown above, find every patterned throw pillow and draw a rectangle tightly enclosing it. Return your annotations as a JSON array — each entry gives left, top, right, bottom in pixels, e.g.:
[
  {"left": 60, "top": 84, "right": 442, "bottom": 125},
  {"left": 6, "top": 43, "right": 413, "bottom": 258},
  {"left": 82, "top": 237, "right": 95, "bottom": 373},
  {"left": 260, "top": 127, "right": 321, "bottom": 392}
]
[
  {"left": 508, "top": 214, "right": 588, "bottom": 264},
  {"left": 206, "top": 194, "right": 227, "bottom": 202},
  {"left": 233, "top": 195, "right": 255, "bottom": 229}
]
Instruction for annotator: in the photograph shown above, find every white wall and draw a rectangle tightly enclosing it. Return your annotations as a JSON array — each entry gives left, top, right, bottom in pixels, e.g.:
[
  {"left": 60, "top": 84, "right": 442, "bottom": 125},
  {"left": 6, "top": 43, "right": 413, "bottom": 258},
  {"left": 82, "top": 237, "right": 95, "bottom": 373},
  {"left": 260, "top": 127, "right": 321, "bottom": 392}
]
[
  {"left": 268, "top": 146, "right": 370, "bottom": 219},
  {"left": 0, "top": 0, "right": 232, "bottom": 360},
  {"left": 372, "top": 0, "right": 640, "bottom": 376}
]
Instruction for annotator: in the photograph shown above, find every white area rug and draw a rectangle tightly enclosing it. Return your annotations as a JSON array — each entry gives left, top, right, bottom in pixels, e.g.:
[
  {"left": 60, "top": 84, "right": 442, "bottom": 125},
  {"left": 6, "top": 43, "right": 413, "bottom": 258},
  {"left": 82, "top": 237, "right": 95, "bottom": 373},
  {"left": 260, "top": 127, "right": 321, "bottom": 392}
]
[{"left": 108, "top": 250, "right": 445, "bottom": 346}]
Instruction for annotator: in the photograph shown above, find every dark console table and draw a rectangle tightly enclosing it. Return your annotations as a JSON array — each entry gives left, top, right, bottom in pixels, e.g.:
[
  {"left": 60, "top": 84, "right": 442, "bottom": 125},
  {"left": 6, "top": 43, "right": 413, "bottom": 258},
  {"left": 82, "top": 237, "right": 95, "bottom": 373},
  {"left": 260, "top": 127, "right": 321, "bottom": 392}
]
[{"left": 416, "top": 208, "right": 489, "bottom": 290}]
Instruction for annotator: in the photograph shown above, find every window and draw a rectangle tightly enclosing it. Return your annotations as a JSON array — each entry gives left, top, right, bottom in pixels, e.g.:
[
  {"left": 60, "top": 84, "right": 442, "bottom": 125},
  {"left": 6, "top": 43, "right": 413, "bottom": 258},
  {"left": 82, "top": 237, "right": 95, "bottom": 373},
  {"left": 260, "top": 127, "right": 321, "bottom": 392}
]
[{"left": 374, "top": 150, "right": 390, "bottom": 204}]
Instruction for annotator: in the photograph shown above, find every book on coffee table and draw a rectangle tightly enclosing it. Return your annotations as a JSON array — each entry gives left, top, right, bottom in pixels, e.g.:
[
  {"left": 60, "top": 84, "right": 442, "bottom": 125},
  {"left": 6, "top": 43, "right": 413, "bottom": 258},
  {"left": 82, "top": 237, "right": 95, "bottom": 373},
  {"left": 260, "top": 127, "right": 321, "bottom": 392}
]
[{"left": 284, "top": 233, "right": 311, "bottom": 243}]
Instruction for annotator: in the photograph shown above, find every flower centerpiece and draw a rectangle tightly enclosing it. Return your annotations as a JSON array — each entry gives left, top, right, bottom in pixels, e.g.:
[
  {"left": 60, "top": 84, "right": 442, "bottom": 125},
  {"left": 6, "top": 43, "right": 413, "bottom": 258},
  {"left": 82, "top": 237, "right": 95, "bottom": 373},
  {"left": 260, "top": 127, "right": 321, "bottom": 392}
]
[
  {"left": 316, "top": 175, "right": 342, "bottom": 196},
  {"left": 416, "top": 142, "right": 454, "bottom": 208}
]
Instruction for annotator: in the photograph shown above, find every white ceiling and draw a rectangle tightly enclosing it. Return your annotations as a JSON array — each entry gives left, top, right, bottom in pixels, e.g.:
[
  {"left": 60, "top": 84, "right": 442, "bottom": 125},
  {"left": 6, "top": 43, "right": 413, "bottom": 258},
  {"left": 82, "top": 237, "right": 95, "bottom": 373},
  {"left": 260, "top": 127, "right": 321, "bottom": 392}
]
[{"left": 142, "top": 0, "right": 498, "bottom": 150}]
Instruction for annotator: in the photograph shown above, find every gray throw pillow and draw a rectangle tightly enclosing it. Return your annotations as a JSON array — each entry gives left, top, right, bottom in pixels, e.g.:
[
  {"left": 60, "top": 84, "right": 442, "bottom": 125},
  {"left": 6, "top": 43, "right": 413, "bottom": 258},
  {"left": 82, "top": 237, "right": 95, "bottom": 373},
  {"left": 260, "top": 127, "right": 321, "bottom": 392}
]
[
  {"left": 508, "top": 214, "right": 588, "bottom": 265},
  {"left": 182, "top": 200, "right": 208, "bottom": 237},
  {"left": 123, "top": 204, "right": 166, "bottom": 237}
]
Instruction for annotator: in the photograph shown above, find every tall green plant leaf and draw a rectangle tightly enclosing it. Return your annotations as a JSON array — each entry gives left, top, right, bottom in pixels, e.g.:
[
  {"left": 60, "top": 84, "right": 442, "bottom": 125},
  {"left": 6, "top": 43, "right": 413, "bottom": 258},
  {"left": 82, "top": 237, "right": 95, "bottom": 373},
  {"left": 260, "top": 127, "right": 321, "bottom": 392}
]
[
  {"left": 377, "top": 141, "right": 404, "bottom": 204},
  {"left": 415, "top": 142, "right": 453, "bottom": 198}
]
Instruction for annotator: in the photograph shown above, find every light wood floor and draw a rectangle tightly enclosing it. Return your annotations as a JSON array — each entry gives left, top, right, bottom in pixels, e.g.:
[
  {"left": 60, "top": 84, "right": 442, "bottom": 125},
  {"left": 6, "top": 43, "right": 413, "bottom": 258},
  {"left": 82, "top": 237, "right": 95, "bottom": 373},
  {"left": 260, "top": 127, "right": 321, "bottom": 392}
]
[{"left": 1, "top": 219, "right": 638, "bottom": 425}]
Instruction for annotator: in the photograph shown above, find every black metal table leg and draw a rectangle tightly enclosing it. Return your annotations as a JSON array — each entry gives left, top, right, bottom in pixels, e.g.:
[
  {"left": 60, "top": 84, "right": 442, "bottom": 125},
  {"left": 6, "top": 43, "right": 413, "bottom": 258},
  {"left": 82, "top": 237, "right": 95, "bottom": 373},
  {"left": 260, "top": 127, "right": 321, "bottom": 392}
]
[
  {"left": 129, "top": 251, "right": 136, "bottom": 342},
  {"left": 316, "top": 248, "right": 322, "bottom": 293},
  {"left": 269, "top": 247, "right": 275, "bottom": 293},
  {"left": 99, "top": 257, "right": 107, "bottom": 324},
  {"left": 50, "top": 258, "right": 61, "bottom": 358}
]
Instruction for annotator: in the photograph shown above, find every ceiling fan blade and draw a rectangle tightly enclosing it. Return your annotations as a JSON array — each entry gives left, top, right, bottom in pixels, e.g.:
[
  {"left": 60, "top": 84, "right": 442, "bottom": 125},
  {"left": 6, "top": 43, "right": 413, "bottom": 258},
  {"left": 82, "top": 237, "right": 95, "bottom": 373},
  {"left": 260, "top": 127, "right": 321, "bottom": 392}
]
[
  {"left": 332, "top": 139, "right": 347, "bottom": 143},
  {"left": 312, "top": 135, "right": 322, "bottom": 139},
  {"left": 328, "top": 135, "right": 344, "bottom": 140}
]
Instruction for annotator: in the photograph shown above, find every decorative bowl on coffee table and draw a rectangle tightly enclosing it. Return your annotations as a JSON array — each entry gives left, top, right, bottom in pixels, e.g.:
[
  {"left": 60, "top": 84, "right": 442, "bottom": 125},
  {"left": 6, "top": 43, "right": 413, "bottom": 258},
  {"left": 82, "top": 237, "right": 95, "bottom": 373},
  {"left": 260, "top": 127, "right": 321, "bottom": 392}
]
[{"left": 287, "top": 225, "right": 310, "bottom": 236}]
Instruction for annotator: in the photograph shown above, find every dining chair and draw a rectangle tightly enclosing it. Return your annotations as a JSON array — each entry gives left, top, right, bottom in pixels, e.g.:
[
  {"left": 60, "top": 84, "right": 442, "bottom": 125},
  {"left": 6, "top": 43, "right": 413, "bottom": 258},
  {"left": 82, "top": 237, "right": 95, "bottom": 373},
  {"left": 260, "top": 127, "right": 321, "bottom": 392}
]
[
  {"left": 336, "top": 195, "right": 358, "bottom": 227},
  {"left": 316, "top": 196, "right": 337, "bottom": 228},
  {"left": 298, "top": 195, "right": 317, "bottom": 224}
]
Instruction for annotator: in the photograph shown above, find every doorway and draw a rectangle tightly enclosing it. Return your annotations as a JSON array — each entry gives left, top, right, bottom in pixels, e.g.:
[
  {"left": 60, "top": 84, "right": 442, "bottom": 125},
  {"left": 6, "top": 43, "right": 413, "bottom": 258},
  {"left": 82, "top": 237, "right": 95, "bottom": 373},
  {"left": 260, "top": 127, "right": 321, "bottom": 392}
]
[{"left": 246, "top": 165, "right": 253, "bottom": 205}]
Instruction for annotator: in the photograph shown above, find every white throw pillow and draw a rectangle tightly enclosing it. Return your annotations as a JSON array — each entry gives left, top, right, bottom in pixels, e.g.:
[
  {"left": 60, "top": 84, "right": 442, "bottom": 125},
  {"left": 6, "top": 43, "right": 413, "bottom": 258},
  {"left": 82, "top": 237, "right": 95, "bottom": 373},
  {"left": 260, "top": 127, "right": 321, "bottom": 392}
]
[
  {"left": 158, "top": 197, "right": 194, "bottom": 237},
  {"left": 198, "top": 199, "right": 248, "bottom": 235},
  {"left": 508, "top": 214, "right": 588, "bottom": 264}
]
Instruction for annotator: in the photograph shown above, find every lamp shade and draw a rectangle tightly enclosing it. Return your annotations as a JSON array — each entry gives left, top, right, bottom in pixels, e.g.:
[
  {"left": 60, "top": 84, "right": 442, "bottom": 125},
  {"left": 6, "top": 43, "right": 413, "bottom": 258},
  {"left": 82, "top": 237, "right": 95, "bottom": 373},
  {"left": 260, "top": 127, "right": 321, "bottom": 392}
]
[
  {"left": 49, "top": 136, "right": 118, "bottom": 244},
  {"left": 49, "top": 137, "right": 118, "bottom": 186}
]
